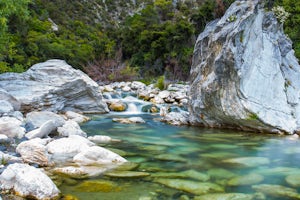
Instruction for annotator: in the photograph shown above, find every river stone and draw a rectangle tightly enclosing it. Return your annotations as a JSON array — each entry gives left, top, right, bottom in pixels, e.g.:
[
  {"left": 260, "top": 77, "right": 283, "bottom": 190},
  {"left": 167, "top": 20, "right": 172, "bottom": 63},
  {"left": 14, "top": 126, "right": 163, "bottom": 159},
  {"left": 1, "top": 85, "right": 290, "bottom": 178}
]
[
  {"left": 57, "top": 120, "right": 87, "bottom": 137},
  {"left": 160, "top": 111, "right": 189, "bottom": 126},
  {"left": 64, "top": 111, "right": 90, "bottom": 123},
  {"left": 0, "top": 163, "right": 60, "bottom": 200},
  {"left": 252, "top": 184, "right": 300, "bottom": 199},
  {"left": 16, "top": 138, "right": 51, "bottom": 166},
  {"left": 131, "top": 81, "right": 146, "bottom": 90},
  {"left": 222, "top": 156, "right": 270, "bottom": 167},
  {"left": 286, "top": 174, "right": 300, "bottom": 187},
  {"left": 25, "top": 111, "right": 65, "bottom": 131},
  {"left": 52, "top": 166, "right": 89, "bottom": 179},
  {"left": 109, "top": 101, "right": 127, "bottom": 112},
  {"left": 0, "top": 59, "right": 109, "bottom": 114},
  {"left": 189, "top": 0, "right": 300, "bottom": 134},
  {"left": 154, "top": 179, "right": 224, "bottom": 195},
  {"left": 104, "top": 171, "right": 150, "bottom": 178},
  {"left": 194, "top": 193, "right": 254, "bottom": 200},
  {"left": 227, "top": 173, "right": 264, "bottom": 186},
  {"left": 0, "top": 117, "right": 25, "bottom": 138},
  {"left": 158, "top": 91, "right": 170, "bottom": 99},
  {"left": 73, "top": 146, "right": 127, "bottom": 166},
  {"left": 25, "top": 120, "right": 58, "bottom": 139},
  {"left": 47, "top": 135, "right": 94, "bottom": 162}
]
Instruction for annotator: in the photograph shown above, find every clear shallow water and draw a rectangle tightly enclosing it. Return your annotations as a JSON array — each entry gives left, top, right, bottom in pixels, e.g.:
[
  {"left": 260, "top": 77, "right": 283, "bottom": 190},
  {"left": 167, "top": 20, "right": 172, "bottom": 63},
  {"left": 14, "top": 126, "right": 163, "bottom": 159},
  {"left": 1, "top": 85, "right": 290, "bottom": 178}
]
[{"left": 59, "top": 113, "right": 300, "bottom": 200}]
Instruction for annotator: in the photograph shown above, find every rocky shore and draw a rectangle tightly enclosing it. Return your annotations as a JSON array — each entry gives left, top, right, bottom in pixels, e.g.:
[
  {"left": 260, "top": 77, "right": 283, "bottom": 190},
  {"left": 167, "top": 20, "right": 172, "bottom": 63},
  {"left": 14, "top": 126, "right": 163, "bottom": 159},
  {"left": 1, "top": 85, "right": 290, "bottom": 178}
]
[{"left": 0, "top": 59, "right": 189, "bottom": 199}]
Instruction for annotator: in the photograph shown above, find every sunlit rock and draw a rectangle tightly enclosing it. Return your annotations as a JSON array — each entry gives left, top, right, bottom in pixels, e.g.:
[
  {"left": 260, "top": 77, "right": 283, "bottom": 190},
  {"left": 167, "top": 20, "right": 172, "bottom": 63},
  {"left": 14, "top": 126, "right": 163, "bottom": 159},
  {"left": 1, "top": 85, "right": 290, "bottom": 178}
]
[{"left": 0, "top": 163, "right": 60, "bottom": 200}]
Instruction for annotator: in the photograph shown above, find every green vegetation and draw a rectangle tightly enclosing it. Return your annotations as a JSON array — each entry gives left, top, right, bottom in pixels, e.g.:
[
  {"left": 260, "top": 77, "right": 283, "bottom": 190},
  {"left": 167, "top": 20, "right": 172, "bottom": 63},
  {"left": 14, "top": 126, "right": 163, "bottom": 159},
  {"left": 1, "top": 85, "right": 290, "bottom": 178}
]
[
  {"left": 247, "top": 113, "right": 259, "bottom": 121},
  {"left": 0, "top": 0, "right": 299, "bottom": 81}
]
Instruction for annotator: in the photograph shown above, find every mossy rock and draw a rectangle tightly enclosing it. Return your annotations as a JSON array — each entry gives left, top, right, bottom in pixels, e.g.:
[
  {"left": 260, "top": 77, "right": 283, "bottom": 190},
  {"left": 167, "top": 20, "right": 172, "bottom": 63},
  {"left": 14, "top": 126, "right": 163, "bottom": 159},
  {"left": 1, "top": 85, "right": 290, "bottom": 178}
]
[{"left": 74, "top": 180, "right": 121, "bottom": 192}]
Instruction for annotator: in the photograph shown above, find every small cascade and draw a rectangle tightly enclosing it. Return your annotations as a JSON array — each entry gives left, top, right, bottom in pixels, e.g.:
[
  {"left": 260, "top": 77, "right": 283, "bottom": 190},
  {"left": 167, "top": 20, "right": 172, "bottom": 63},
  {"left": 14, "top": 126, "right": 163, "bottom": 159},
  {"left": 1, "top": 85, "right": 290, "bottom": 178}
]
[{"left": 127, "top": 103, "right": 140, "bottom": 114}]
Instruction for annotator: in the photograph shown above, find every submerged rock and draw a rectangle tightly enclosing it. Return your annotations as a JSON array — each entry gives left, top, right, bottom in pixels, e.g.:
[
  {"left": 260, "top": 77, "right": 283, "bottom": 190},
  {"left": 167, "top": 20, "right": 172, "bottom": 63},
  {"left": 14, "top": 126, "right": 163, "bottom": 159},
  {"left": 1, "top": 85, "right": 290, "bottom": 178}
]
[
  {"left": 154, "top": 178, "right": 224, "bottom": 195},
  {"left": 194, "top": 193, "right": 254, "bottom": 200},
  {"left": 74, "top": 180, "right": 120, "bottom": 193},
  {"left": 227, "top": 173, "right": 264, "bottom": 186},
  {"left": 112, "top": 117, "right": 145, "bottom": 124},
  {"left": 252, "top": 184, "right": 300, "bottom": 199},
  {"left": 104, "top": 171, "right": 150, "bottom": 178},
  {"left": 222, "top": 156, "right": 270, "bottom": 167},
  {"left": 189, "top": 0, "right": 300, "bottom": 134},
  {"left": 0, "top": 59, "right": 108, "bottom": 113},
  {"left": 286, "top": 174, "right": 300, "bottom": 187},
  {"left": 0, "top": 163, "right": 60, "bottom": 200}
]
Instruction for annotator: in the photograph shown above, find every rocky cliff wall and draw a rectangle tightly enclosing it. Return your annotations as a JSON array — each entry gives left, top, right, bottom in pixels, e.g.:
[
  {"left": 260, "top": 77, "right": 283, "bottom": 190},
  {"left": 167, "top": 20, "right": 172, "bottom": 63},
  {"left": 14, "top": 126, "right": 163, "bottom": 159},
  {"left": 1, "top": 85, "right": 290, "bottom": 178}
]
[{"left": 189, "top": 0, "right": 300, "bottom": 134}]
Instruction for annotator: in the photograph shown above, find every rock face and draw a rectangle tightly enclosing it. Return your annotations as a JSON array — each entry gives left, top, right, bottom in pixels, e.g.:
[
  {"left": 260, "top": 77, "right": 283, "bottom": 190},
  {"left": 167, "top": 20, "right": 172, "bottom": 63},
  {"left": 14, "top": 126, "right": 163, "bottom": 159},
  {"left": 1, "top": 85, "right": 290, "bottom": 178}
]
[
  {"left": 189, "top": 0, "right": 300, "bottom": 134},
  {"left": 0, "top": 59, "right": 109, "bottom": 114}
]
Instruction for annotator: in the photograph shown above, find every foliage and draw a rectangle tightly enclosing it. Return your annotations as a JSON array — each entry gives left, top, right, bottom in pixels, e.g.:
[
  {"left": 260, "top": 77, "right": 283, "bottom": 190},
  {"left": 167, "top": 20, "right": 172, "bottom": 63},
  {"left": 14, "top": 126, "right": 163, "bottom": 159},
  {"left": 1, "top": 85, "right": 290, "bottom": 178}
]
[
  {"left": 272, "top": 6, "right": 290, "bottom": 23},
  {"left": 1, "top": 0, "right": 299, "bottom": 82},
  {"left": 156, "top": 75, "right": 165, "bottom": 90}
]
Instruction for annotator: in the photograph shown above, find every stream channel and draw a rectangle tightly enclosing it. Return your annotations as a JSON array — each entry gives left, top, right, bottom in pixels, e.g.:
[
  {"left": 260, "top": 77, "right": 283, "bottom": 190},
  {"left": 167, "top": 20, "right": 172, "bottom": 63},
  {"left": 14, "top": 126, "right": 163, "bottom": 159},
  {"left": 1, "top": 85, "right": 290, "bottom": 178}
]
[{"left": 59, "top": 92, "right": 300, "bottom": 200}]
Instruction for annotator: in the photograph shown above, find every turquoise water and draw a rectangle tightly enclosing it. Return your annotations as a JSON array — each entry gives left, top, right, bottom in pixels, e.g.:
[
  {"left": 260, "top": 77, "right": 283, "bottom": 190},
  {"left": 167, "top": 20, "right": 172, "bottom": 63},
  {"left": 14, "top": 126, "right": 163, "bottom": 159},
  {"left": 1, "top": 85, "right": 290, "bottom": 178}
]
[{"left": 59, "top": 113, "right": 300, "bottom": 200}]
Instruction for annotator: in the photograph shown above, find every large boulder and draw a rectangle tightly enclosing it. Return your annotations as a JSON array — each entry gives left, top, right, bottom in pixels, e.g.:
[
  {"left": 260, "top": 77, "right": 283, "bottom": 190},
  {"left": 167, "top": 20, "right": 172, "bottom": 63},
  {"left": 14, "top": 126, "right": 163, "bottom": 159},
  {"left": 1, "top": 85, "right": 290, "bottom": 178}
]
[
  {"left": 0, "top": 59, "right": 109, "bottom": 114},
  {"left": 0, "top": 163, "right": 60, "bottom": 200},
  {"left": 189, "top": 0, "right": 300, "bottom": 134}
]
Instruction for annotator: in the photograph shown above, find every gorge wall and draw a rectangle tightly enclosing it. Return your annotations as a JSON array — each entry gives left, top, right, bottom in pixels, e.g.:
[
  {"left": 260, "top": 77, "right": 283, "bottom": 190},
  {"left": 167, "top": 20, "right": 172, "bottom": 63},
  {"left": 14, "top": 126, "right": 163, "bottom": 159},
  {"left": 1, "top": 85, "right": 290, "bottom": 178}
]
[{"left": 189, "top": 0, "right": 300, "bottom": 134}]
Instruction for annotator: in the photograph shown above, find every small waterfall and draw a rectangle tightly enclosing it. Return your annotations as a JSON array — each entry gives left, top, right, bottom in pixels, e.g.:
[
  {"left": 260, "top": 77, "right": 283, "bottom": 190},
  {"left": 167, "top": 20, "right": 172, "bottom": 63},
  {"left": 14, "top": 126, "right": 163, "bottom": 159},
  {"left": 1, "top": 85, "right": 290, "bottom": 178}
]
[{"left": 127, "top": 103, "right": 140, "bottom": 114}]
